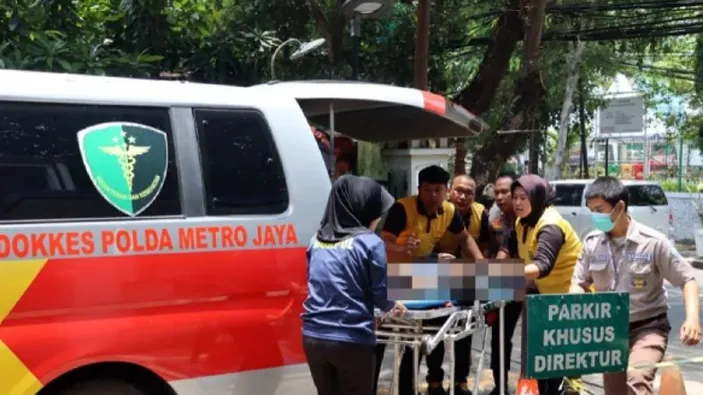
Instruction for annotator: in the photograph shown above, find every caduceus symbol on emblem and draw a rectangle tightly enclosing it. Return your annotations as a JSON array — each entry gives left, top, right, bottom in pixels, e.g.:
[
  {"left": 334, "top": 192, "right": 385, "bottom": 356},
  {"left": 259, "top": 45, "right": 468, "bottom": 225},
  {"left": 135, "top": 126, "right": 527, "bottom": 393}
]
[{"left": 100, "top": 134, "right": 151, "bottom": 190}]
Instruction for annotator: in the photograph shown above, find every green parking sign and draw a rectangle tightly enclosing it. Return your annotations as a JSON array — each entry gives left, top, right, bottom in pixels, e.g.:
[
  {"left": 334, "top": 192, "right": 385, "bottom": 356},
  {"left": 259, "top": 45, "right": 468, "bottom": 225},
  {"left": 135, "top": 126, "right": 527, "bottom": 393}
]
[{"left": 525, "top": 292, "right": 630, "bottom": 379}]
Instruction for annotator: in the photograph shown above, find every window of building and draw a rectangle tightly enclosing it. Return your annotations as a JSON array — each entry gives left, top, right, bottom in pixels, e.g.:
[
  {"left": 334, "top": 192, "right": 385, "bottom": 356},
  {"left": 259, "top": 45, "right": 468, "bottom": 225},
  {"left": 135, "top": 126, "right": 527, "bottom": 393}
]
[
  {"left": 0, "top": 102, "right": 182, "bottom": 221},
  {"left": 623, "top": 143, "right": 644, "bottom": 162},
  {"left": 596, "top": 142, "right": 616, "bottom": 162},
  {"left": 194, "top": 109, "right": 288, "bottom": 215}
]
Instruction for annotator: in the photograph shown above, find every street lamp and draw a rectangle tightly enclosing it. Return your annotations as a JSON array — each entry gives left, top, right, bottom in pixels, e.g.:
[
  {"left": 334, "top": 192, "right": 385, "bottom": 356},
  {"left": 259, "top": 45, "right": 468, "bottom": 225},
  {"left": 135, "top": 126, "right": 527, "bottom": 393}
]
[
  {"left": 341, "top": 0, "right": 393, "bottom": 18},
  {"left": 270, "top": 38, "right": 326, "bottom": 81},
  {"left": 340, "top": 0, "right": 394, "bottom": 80}
]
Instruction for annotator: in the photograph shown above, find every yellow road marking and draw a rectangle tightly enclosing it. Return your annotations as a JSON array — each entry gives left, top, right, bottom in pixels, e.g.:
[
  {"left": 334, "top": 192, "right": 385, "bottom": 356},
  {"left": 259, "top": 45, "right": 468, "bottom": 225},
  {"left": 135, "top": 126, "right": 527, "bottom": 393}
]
[{"left": 0, "top": 259, "right": 48, "bottom": 395}]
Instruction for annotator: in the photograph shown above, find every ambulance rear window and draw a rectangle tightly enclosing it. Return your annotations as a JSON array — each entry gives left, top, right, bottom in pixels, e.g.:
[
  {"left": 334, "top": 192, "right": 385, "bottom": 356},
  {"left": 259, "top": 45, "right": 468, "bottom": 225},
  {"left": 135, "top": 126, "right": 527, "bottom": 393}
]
[{"left": 194, "top": 108, "right": 289, "bottom": 215}]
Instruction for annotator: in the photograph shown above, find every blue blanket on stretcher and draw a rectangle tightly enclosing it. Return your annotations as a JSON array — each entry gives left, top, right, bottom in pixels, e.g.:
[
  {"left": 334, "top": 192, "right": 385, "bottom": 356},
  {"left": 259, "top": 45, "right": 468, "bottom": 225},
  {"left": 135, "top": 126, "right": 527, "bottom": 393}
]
[{"left": 400, "top": 300, "right": 462, "bottom": 310}]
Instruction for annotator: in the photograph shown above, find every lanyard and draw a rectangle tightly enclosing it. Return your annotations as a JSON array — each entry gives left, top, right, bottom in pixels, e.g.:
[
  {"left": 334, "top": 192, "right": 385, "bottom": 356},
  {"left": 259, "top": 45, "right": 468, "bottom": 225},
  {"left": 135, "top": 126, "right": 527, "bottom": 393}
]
[{"left": 606, "top": 241, "right": 626, "bottom": 291}]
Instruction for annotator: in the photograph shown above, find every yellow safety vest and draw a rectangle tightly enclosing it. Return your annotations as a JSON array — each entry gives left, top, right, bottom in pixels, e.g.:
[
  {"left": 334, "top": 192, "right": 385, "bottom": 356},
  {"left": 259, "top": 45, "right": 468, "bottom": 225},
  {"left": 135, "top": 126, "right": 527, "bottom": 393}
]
[
  {"left": 395, "top": 196, "right": 456, "bottom": 258},
  {"left": 516, "top": 207, "right": 582, "bottom": 295},
  {"left": 466, "top": 202, "right": 485, "bottom": 241},
  {"left": 435, "top": 201, "right": 485, "bottom": 255}
]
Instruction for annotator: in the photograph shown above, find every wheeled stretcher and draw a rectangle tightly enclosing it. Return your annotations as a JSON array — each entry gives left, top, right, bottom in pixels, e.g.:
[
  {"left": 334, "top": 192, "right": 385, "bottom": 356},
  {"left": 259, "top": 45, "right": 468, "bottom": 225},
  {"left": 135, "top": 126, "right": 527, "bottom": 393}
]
[{"left": 375, "top": 300, "right": 507, "bottom": 395}]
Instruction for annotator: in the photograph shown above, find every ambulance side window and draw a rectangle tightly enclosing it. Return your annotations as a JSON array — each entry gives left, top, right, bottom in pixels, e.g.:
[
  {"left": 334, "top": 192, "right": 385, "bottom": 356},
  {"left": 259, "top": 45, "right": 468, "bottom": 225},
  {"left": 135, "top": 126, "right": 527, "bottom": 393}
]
[
  {"left": 194, "top": 108, "right": 288, "bottom": 215},
  {"left": 0, "top": 102, "right": 183, "bottom": 221}
]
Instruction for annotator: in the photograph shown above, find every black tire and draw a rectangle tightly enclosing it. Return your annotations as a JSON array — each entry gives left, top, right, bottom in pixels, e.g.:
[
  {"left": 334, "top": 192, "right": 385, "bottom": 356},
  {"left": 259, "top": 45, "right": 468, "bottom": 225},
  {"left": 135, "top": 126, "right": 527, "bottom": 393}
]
[{"left": 56, "top": 379, "right": 145, "bottom": 395}]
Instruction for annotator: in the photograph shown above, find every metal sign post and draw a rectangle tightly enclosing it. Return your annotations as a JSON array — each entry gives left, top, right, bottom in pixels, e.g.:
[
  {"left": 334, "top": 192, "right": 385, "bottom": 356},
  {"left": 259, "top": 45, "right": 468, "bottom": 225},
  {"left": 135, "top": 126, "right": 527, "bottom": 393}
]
[{"left": 329, "top": 102, "right": 336, "bottom": 180}]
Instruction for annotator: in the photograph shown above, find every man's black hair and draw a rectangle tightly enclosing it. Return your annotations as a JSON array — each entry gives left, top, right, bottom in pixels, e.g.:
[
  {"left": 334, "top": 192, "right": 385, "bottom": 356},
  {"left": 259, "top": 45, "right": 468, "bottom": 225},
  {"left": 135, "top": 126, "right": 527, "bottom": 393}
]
[
  {"left": 496, "top": 171, "right": 518, "bottom": 182},
  {"left": 585, "top": 176, "right": 629, "bottom": 209},
  {"left": 418, "top": 165, "right": 450, "bottom": 186}
]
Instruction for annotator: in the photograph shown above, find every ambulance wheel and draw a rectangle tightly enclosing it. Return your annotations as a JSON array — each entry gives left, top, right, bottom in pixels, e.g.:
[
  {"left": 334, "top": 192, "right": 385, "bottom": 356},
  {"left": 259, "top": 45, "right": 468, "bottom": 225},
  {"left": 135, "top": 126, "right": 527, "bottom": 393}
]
[{"left": 56, "top": 379, "right": 145, "bottom": 395}]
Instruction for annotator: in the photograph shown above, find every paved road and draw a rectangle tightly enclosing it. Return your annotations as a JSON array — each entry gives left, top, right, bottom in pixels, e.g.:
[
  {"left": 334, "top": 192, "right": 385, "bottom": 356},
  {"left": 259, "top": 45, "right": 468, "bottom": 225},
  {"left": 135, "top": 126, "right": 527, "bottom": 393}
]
[{"left": 376, "top": 253, "right": 703, "bottom": 394}]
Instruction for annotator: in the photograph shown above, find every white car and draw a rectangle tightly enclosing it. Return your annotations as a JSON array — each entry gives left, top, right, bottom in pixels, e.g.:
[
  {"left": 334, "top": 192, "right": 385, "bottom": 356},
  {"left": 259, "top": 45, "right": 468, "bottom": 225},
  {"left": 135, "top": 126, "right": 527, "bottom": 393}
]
[{"left": 550, "top": 179, "right": 673, "bottom": 240}]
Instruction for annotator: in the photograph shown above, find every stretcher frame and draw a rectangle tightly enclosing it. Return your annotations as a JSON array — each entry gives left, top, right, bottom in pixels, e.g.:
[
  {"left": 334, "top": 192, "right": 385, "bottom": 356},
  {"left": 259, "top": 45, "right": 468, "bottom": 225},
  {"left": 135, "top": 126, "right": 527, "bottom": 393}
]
[{"left": 375, "top": 301, "right": 507, "bottom": 395}]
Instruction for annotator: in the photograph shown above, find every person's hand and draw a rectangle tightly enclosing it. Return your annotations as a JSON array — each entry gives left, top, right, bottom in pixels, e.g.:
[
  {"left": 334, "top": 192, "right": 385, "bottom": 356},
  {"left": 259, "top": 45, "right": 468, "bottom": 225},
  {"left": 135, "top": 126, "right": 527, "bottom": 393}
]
[
  {"left": 404, "top": 233, "right": 420, "bottom": 255},
  {"left": 390, "top": 301, "right": 407, "bottom": 317},
  {"left": 375, "top": 317, "right": 383, "bottom": 329},
  {"left": 680, "top": 318, "right": 701, "bottom": 346},
  {"left": 444, "top": 301, "right": 453, "bottom": 307},
  {"left": 438, "top": 253, "right": 455, "bottom": 262}
]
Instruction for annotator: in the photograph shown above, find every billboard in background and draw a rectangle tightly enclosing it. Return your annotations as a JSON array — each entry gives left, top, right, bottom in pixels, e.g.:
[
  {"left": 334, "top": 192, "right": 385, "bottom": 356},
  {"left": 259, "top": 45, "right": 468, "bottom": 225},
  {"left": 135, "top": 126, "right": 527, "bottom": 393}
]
[{"left": 599, "top": 96, "right": 644, "bottom": 136}]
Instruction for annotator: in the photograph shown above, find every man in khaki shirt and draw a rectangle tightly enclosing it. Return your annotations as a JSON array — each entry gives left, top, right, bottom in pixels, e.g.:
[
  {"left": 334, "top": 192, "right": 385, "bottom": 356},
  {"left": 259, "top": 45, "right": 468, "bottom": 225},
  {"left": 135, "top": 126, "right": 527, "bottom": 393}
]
[{"left": 569, "top": 176, "right": 700, "bottom": 395}]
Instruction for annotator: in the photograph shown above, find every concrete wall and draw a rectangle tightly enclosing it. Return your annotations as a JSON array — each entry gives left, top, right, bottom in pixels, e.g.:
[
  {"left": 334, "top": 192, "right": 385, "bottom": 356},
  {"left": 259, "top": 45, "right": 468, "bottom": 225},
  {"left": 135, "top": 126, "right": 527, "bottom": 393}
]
[{"left": 667, "top": 192, "right": 703, "bottom": 242}]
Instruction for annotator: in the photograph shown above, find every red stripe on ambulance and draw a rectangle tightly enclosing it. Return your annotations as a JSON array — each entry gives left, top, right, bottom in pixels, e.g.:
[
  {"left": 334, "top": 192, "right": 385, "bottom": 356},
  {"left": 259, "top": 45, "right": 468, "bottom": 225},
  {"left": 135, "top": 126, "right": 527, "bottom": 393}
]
[{"left": 1, "top": 248, "right": 307, "bottom": 384}]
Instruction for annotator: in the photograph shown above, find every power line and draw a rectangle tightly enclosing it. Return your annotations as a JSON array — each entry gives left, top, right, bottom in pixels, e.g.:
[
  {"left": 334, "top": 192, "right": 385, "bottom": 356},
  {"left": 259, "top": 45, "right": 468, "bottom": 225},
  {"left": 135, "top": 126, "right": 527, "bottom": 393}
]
[
  {"left": 445, "top": 24, "right": 703, "bottom": 47},
  {"left": 620, "top": 62, "right": 696, "bottom": 76},
  {"left": 620, "top": 63, "right": 702, "bottom": 83},
  {"left": 550, "top": 0, "right": 703, "bottom": 13},
  {"left": 467, "top": 1, "right": 703, "bottom": 20},
  {"left": 451, "top": 1, "right": 703, "bottom": 47}
]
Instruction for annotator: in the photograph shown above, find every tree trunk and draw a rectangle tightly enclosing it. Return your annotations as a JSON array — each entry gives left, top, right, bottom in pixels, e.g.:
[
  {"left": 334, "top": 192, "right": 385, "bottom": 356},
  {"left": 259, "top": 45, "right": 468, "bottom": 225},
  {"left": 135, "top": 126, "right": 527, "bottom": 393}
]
[
  {"left": 414, "top": 0, "right": 430, "bottom": 90},
  {"left": 307, "top": 0, "right": 345, "bottom": 63},
  {"left": 452, "top": 0, "right": 525, "bottom": 175},
  {"left": 468, "top": 0, "right": 549, "bottom": 188},
  {"left": 413, "top": 0, "right": 431, "bottom": 148},
  {"left": 549, "top": 39, "right": 586, "bottom": 180}
]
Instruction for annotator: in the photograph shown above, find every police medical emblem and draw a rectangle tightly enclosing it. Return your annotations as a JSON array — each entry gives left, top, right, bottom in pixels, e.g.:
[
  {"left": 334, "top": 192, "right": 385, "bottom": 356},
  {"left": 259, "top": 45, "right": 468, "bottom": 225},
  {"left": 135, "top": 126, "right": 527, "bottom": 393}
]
[{"left": 77, "top": 122, "right": 168, "bottom": 217}]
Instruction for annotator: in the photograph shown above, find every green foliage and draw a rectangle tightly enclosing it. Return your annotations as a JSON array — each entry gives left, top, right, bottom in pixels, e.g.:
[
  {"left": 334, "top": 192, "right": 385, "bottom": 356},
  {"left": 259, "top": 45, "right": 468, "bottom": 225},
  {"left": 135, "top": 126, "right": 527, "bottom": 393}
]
[
  {"left": 0, "top": 0, "right": 305, "bottom": 84},
  {"left": 657, "top": 178, "right": 703, "bottom": 193},
  {"left": 696, "top": 33, "right": 703, "bottom": 102},
  {"left": 1, "top": 0, "right": 701, "bottom": 174},
  {"left": 0, "top": 0, "right": 159, "bottom": 75}
]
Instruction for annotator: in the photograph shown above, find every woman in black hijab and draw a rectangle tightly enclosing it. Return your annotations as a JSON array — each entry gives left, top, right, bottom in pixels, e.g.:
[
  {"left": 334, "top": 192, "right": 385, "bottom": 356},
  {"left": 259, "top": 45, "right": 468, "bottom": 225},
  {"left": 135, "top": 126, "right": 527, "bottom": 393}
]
[
  {"left": 496, "top": 174, "right": 583, "bottom": 395},
  {"left": 302, "top": 175, "right": 407, "bottom": 395}
]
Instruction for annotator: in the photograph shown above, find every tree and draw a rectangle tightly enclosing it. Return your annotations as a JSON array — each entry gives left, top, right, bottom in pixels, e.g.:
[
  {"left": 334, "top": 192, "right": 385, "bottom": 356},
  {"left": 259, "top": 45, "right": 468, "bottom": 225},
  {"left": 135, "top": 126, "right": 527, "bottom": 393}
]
[
  {"left": 414, "top": 0, "right": 431, "bottom": 90},
  {"left": 466, "top": 0, "right": 549, "bottom": 187},
  {"left": 452, "top": 0, "right": 526, "bottom": 175},
  {"left": 0, "top": 0, "right": 163, "bottom": 75},
  {"left": 696, "top": 33, "right": 703, "bottom": 102},
  {"left": 4, "top": 0, "right": 701, "bottom": 184},
  {"left": 549, "top": 35, "right": 588, "bottom": 180}
]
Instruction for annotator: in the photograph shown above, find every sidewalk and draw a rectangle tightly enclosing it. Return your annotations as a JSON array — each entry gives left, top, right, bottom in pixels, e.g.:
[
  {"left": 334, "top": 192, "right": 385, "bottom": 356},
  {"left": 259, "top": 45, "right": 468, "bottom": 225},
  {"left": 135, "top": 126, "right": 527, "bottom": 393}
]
[{"left": 378, "top": 370, "right": 703, "bottom": 395}]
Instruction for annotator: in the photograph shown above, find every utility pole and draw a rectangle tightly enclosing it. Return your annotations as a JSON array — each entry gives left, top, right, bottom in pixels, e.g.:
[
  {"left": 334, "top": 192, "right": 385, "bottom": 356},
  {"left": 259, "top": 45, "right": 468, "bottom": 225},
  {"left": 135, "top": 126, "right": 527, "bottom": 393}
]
[
  {"left": 604, "top": 137, "right": 610, "bottom": 176},
  {"left": 678, "top": 134, "right": 684, "bottom": 191},
  {"left": 578, "top": 77, "right": 588, "bottom": 178}
]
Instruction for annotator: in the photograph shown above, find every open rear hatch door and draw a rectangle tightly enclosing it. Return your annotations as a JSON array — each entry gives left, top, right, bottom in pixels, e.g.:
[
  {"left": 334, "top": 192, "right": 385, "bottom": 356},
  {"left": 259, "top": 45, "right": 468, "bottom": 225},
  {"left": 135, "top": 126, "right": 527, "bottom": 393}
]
[{"left": 250, "top": 80, "right": 487, "bottom": 141}]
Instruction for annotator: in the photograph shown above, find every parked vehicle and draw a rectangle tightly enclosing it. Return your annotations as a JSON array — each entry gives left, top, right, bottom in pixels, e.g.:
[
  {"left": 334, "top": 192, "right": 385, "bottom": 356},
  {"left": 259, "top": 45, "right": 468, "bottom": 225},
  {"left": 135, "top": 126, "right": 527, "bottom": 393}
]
[
  {"left": 0, "top": 70, "right": 485, "bottom": 395},
  {"left": 550, "top": 179, "right": 673, "bottom": 240}
]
